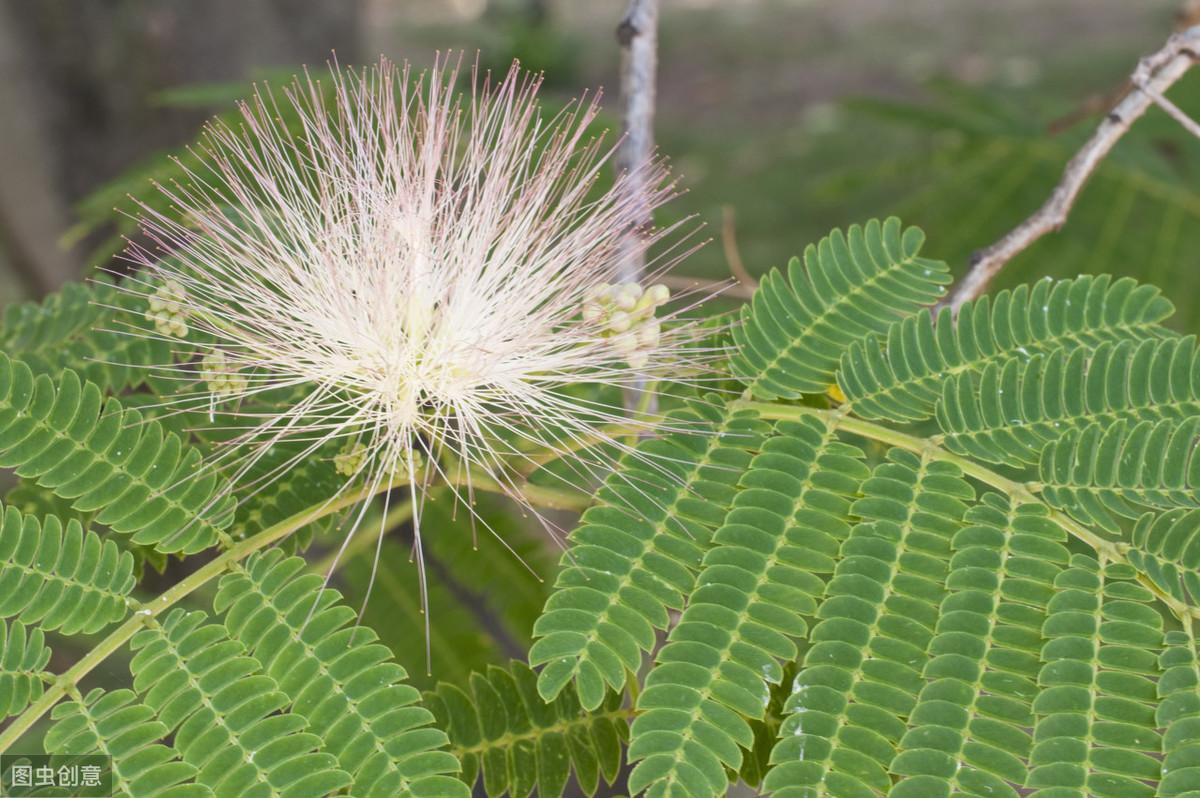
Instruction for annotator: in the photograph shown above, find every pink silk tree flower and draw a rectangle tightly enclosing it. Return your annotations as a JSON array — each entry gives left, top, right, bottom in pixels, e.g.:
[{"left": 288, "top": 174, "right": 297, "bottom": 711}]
[{"left": 121, "top": 56, "right": 714, "bottom": 650}]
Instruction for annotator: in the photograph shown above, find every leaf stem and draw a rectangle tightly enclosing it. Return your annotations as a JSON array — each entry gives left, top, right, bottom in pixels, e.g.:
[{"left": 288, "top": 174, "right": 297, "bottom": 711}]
[
  {"left": 735, "top": 399, "right": 1200, "bottom": 622},
  {"left": 517, "top": 384, "right": 661, "bottom": 476},
  {"left": 445, "top": 703, "right": 635, "bottom": 760},
  {"left": 454, "top": 470, "right": 590, "bottom": 512},
  {"left": 308, "top": 496, "right": 417, "bottom": 575}
]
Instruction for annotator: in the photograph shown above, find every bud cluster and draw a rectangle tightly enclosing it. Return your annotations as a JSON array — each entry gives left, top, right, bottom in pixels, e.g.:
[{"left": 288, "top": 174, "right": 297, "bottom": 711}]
[
  {"left": 333, "top": 441, "right": 368, "bottom": 477},
  {"left": 200, "top": 350, "right": 248, "bottom": 396},
  {"left": 582, "top": 282, "right": 670, "bottom": 369},
  {"left": 145, "top": 280, "right": 191, "bottom": 338}
]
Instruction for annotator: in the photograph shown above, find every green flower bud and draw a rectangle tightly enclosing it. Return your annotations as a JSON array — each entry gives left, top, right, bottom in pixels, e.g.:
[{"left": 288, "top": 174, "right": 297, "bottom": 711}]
[
  {"left": 613, "top": 282, "right": 643, "bottom": 311},
  {"left": 170, "top": 316, "right": 188, "bottom": 338},
  {"left": 611, "top": 331, "right": 638, "bottom": 354},
  {"left": 200, "top": 350, "right": 247, "bottom": 395},
  {"left": 332, "top": 441, "right": 426, "bottom": 479},
  {"left": 584, "top": 281, "right": 668, "bottom": 364},
  {"left": 607, "top": 310, "right": 632, "bottom": 333},
  {"left": 334, "top": 441, "right": 369, "bottom": 477},
  {"left": 145, "top": 280, "right": 191, "bottom": 338},
  {"left": 637, "top": 318, "right": 661, "bottom": 348}
]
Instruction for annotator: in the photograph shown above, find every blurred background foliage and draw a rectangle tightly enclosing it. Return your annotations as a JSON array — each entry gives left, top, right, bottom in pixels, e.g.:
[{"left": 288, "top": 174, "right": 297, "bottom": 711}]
[
  {"left": 5, "top": 1, "right": 1199, "bottom": 316},
  {"left": 2, "top": 0, "right": 1200, "bottom": 703}
]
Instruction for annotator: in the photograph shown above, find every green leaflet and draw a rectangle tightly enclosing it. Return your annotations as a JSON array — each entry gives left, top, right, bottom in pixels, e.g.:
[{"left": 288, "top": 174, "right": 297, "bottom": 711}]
[
  {"left": 214, "top": 550, "right": 467, "bottom": 798},
  {"left": 0, "top": 620, "right": 50, "bottom": 718},
  {"left": 425, "top": 661, "right": 629, "bottom": 797},
  {"left": 44, "top": 687, "right": 211, "bottom": 798},
  {"left": 1158, "top": 625, "right": 1200, "bottom": 797},
  {"left": 731, "top": 217, "right": 951, "bottom": 400},
  {"left": 737, "top": 665, "right": 794, "bottom": 789},
  {"left": 1129, "top": 509, "right": 1200, "bottom": 610},
  {"left": 0, "top": 355, "right": 235, "bottom": 554},
  {"left": 4, "top": 478, "right": 95, "bottom": 526},
  {"left": 840, "top": 275, "right": 1173, "bottom": 423},
  {"left": 1039, "top": 418, "right": 1200, "bottom": 534},
  {"left": 530, "top": 398, "right": 771, "bottom": 709},
  {"left": 128, "top": 608, "right": 353, "bottom": 798},
  {"left": 0, "top": 503, "right": 135, "bottom": 635},
  {"left": 628, "top": 415, "right": 869, "bottom": 798},
  {"left": 1027, "top": 556, "right": 1163, "bottom": 797},
  {"left": 3, "top": 479, "right": 171, "bottom": 578},
  {"left": 845, "top": 81, "right": 1200, "bottom": 328},
  {"left": 938, "top": 336, "right": 1200, "bottom": 466},
  {"left": 888, "top": 495, "right": 1067, "bottom": 798},
  {"left": 765, "top": 448, "right": 974, "bottom": 797},
  {"left": 1, "top": 280, "right": 175, "bottom": 393}
]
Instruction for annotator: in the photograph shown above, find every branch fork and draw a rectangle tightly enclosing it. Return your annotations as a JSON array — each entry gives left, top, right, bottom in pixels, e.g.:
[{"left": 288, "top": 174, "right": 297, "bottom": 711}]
[{"left": 948, "top": 25, "right": 1200, "bottom": 311}]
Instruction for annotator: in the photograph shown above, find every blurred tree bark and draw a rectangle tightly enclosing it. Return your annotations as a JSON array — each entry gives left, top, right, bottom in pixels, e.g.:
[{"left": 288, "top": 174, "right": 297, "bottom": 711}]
[
  {"left": 614, "top": 0, "right": 658, "bottom": 285},
  {"left": 0, "top": 0, "right": 362, "bottom": 296},
  {"left": 0, "top": 0, "right": 77, "bottom": 294}
]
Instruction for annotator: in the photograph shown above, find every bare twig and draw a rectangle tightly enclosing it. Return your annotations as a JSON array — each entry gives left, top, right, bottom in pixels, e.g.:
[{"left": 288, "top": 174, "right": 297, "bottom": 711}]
[
  {"left": 658, "top": 273, "right": 755, "bottom": 299},
  {"left": 614, "top": 0, "right": 659, "bottom": 285},
  {"left": 614, "top": 0, "right": 660, "bottom": 412},
  {"left": 947, "top": 24, "right": 1200, "bottom": 312},
  {"left": 721, "top": 205, "right": 758, "bottom": 292},
  {"left": 0, "top": 1, "right": 80, "bottom": 295},
  {"left": 1137, "top": 78, "right": 1200, "bottom": 139},
  {"left": 1046, "top": 82, "right": 1130, "bottom": 136},
  {"left": 1049, "top": 6, "right": 1200, "bottom": 135}
]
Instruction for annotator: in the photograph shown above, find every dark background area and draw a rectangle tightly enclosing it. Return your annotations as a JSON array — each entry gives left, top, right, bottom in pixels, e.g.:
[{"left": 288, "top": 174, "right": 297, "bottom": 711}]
[{"left": 2, "top": 0, "right": 1197, "bottom": 317}]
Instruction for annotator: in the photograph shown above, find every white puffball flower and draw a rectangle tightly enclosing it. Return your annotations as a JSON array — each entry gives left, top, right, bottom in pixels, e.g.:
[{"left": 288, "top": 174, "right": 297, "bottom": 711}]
[{"left": 120, "top": 56, "right": 716, "bottom": 629}]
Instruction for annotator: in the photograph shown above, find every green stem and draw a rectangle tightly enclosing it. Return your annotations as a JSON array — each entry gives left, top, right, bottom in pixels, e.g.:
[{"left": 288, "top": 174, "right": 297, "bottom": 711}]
[
  {"left": 517, "top": 421, "right": 642, "bottom": 475},
  {"left": 517, "top": 384, "right": 661, "bottom": 476},
  {"left": 309, "top": 497, "right": 417, "bottom": 575},
  {"left": 456, "top": 470, "right": 589, "bottom": 512},
  {"left": 735, "top": 399, "right": 1200, "bottom": 622},
  {"left": 446, "top": 704, "right": 636, "bottom": 760}
]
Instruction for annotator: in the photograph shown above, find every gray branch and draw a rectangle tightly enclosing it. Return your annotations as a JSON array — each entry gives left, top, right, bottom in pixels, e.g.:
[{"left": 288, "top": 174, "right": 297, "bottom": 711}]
[
  {"left": 614, "top": 0, "right": 659, "bottom": 285},
  {"left": 947, "top": 24, "right": 1200, "bottom": 312}
]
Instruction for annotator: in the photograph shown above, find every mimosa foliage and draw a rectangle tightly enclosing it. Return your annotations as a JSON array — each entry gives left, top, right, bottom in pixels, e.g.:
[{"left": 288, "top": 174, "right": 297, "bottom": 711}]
[
  {"left": 532, "top": 218, "right": 1200, "bottom": 797},
  {"left": 0, "top": 621, "right": 49, "bottom": 718},
  {"left": 426, "top": 660, "right": 629, "bottom": 798},
  {"left": 6, "top": 217, "right": 1200, "bottom": 798},
  {"left": 1, "top": 279, "right": 174, "bottom": 393},
  {"left": 0, "top": 355, "right": 235, "bottom": 553}
]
